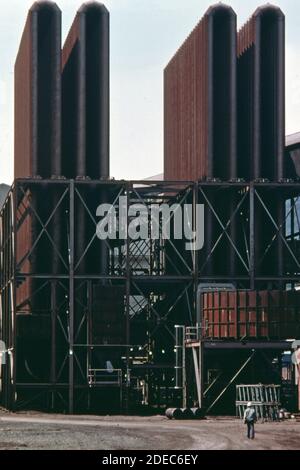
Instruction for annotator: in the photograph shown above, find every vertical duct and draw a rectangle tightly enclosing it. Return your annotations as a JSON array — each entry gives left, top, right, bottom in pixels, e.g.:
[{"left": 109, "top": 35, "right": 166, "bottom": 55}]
[
  {"left": 163, "top": 4, "right": 237, "bottom": 278},
  {"left": 62, "top": 2, "right": 110, "bottom": 275},
  {"left": 14, "top": 1, "right": 62, "bottom": 310},
  {"left": 208, "top": 4, "right": 237, "bottom": 180},
  {"left": 238, "top": 6, "right": 285, "bottom": 283},
  {"left": 15, "top": 0, "right": 62, "bottom": 179},
  {"left": 237, "top": 5, "right": 285, "bottom": 181},
  {"left": 164, "top": 4, "right": 237, "bottom": 182},
  {"left": 62, "top": 2, "right": 110, "bottom": 179}
]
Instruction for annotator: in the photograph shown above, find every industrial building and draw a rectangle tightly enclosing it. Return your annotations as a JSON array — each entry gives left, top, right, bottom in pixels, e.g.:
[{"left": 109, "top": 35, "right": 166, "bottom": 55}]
[{"left": 0, "top": 1, "right": 300, "bottom": 417}]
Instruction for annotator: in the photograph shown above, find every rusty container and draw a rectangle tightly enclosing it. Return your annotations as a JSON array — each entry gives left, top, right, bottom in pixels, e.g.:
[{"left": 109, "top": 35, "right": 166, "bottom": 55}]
[{"left": 202, "top": 290, "right": 300, "bottom": 340}]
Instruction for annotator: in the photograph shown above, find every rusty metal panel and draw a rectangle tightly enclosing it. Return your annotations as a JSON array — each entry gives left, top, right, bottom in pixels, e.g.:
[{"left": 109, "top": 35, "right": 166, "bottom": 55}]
[
  {"left": 247, "top": 290, "right": 257, "bottom": 337},
  {"left": 220, "top": 291, "right": 229, "bottom": 338},
  {"left": 237, "top": 5, "right": 285, "bottom": 181},
  {"left": 211, "top": 292, "right": 218, "bottom": 339},
  {"left": 16, "top": 191, "right": 32, "bottom": 312},
  {"left": 228, "top": 291, "right": 237, "bottom": 338},
  {"left": 62, "top": 2, "right": 110, "bottom": 179},
  {"left": 203, "top": 290, "right": 300, "bottom": 340},
  {"left": 238, "top": 290, "right": 247, "bottom": 339},
  {"left": 14, "top": 13, "right": 32, "bottom": 179},
  {"left": 164, "top": 4, "right": 237, "bottom": 181},
  {"left": 14, "top": 1, "right": 62, "bottom": 179},
  {"left": 258, "top": 290, "right": 269, "bottom": 338}
]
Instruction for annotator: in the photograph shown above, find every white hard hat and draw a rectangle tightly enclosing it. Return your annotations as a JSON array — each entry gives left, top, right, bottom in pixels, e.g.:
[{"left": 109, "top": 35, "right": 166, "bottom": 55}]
[{"left": 247, "top": 402, "right": 252, "bottom": 407}]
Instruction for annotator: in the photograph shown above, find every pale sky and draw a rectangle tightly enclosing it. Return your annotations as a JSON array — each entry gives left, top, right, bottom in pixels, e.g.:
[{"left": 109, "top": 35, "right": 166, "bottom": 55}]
[{"left": 1, "top": 0, "right": 300, "bottom": 184}]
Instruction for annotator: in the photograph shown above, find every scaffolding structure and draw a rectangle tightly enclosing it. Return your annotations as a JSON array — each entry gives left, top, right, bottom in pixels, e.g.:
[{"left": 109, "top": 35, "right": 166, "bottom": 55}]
[
  {"left": 236, "top": 384, "right": 281, "bottom": 421},
  {"left": 0, "top": 179, "right": 300, "bottom": 413}
]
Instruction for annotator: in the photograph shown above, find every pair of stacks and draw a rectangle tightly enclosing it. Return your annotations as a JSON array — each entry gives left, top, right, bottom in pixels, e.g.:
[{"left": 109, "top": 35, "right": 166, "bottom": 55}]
[
  {"left": 15, "top": 0, "right": 109, "bottom": 180},
  {"left": 164, "top": 4, "right": 285, "bottom": 182}
]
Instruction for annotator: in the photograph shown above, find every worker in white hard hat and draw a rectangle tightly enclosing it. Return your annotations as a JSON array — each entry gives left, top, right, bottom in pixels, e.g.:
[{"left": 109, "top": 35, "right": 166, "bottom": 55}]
[{"left": 243, "top": 402, "right": 257, "bottom": 439}]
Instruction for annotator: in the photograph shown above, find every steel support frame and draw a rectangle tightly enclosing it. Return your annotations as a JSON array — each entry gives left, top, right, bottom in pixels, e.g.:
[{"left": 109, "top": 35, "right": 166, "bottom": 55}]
[
  {"left": 0, "top": 179, "right": 299, "bottom": 412},
  {"left": 198, "top": 181, "right": 300, "bottom": 289},
  {"left": 0, "top": 179, "right": 195, "bottom": 412}
]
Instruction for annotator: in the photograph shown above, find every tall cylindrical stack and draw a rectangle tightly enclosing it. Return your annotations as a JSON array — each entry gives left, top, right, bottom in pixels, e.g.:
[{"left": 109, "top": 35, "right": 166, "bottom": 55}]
[
  {"left": 15, "top": 1, "right": 62, "bottom": 180},
  {"left": 164, "top": 4, "right": 237, "bottom": 182},
  {"left": 14, "top": 1, "right": 62, "bottom": 310},
  {"left": 237, "top": 6, "right": 285, "bottom": 281},
  {"left": 62, "top": 2, "right": 109, "bottom": 179},
  {"left": 237, "top": 5, "right": 285, "bottom": 181},
  {"left": 164, "top": 3, "right": 285, "bottom": 183},
  {"left": 164, "top": 4, "right": 238, "bottom": 278},
  {"left": 62, "top": 2, "right": 110, "bottom": 276},
  {"left": 164, "top": 3, "right": 286, "bottom": 284}
]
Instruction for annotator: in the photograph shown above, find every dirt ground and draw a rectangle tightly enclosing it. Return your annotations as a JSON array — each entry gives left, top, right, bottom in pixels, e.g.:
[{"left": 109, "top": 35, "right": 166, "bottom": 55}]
[{"left": 0, "top": 412, "right": 299, "bottom": 450}]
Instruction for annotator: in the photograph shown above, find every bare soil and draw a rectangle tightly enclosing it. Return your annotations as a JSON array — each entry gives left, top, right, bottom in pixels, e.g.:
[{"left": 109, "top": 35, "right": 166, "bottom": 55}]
[{"left": 0, "top": 412, "right": 299, "bottom": 450}]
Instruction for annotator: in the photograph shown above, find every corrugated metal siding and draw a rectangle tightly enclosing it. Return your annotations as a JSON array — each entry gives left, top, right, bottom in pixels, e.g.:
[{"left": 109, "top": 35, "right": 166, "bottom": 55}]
[
  {"left": 62, "top": 15, "right": 79, "bottom": 70},
  {"left": 16, "top": 191, "right": 32, "bottom": 312},
  {"left": 14, "top": 14, "right": 33, "bottom": 179},
  {"left": 203, "top": 290, "right": 300, "bottom": 340}
]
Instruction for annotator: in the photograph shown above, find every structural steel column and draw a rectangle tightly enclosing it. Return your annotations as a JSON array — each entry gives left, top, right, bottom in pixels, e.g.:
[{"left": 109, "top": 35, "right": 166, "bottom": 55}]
[
  {"left": 11, "top": 189, "right": 17, "bottom": 409},
  {"left": 50, "top": 281, "right": 57, "bottom": 410},
  {"left": 193, "top": 183, "right": 199, "bottom": 320},
  {"left": 249, "top": 185, "right": 255, "bottom": 290},
  {"left": 69, "top": 181, "right": 75, "bottom": 414},
  {"left": 125, "top": 182, "right": 130, "bottom": 413}
]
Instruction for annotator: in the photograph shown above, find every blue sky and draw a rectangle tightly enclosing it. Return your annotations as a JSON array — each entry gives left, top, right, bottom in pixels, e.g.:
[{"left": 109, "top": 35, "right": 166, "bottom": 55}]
[{"left": 1, "top": 0, "right": 300, "bottom": 184}]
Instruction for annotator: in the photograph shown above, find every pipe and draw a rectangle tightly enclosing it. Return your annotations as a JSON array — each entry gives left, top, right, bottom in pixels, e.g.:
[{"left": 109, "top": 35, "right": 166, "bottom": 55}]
[
  {"left": 181, "top": 408, "right": 194, "bottom": 419},
  {"left": 174, "top": 325, "right": 185, "bottom": 393},
  {"left": 190, "top": 407, "right": 203, "bottom": 419},
  {"left": 62, "top": 2, "right": 110, "bottom": 179},
  {"left": 165, "top": 408, "right": 183, "bottom": 420}
]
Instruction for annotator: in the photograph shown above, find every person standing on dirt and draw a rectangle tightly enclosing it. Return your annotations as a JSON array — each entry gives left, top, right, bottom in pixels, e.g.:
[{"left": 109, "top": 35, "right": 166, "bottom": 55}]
[{"left": 243, "top": 402, "right": 257, "bottom": 439}]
